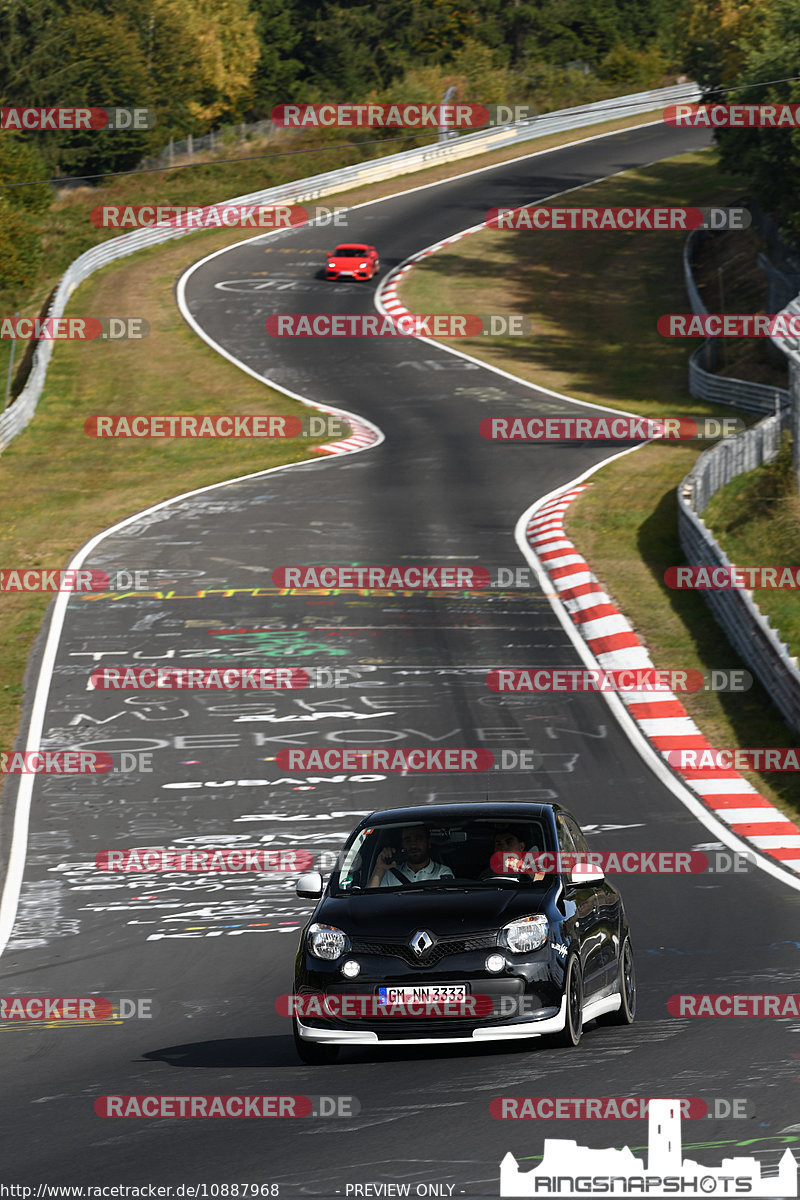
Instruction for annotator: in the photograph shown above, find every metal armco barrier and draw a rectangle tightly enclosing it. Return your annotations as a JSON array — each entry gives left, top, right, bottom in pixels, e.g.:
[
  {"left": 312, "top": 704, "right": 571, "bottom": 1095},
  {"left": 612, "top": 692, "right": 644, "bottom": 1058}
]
[
  {"left": 678, "top": 406, "right": 800, "bottom": 735},
  {"left": 0, "top": 82, "right": 700, "bottom": 452},
  {"left": 683, "top": 228, "right": 791, "bottom": 414}
]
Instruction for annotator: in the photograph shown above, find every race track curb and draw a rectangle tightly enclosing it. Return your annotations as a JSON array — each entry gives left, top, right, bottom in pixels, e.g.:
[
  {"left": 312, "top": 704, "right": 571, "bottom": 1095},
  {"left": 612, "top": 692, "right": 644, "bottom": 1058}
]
[{"left": 526, "top": 484, "right": 800, "bottom": 875}]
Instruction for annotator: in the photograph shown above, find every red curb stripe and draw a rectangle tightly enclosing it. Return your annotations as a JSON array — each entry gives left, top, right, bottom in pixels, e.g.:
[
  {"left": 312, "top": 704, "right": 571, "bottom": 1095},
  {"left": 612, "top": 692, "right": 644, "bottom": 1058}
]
[
  {"left": 625, "top": 700, "right": 690, "bottom": 719},
  {"left": 703, "top": 794, "right": 777, "bottom": 810},
  {"left": 731, "top": 821, "right": 800, "bottom": 837},
  {"left": 571, "top": 603, "right": 621, "bottom": 624},
  {"left": 586, "top": 631, "right": 642, "bottom": 654}
]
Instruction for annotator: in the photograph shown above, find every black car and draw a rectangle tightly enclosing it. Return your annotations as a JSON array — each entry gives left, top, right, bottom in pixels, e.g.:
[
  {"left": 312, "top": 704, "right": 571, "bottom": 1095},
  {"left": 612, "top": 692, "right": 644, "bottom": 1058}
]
[{"left": 291, "top": 802, "right": 635, "bottom": 1062}]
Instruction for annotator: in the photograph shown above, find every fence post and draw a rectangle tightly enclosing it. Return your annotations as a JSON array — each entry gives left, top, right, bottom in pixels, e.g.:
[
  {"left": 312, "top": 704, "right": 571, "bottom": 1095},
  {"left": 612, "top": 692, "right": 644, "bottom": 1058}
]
[{"left": 791, "top": 361, "right": 800, "bottom": 488}]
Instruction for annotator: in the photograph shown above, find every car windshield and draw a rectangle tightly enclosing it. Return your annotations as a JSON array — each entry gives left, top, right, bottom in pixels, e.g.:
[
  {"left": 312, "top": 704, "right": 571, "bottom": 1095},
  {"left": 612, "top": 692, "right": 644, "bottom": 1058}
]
[
  {"left": 330, "top": 817, "right": 557, "bottom": 895},
  {"left": 332, "top": 247, "right": 367, "bottom": 257}
]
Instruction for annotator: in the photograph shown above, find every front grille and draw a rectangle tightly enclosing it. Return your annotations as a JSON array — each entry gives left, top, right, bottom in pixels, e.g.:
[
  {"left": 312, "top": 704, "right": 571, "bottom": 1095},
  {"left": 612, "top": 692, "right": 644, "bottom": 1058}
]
[{"left": 349, "top": 933, "right": 496, "bottom": 967}]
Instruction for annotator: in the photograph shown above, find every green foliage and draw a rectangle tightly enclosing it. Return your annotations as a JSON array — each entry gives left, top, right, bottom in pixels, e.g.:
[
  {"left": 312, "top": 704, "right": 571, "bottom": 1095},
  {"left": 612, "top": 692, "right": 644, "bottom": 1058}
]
[
  {"left": 0, "top": 194, "right": 43, "bottom": 308},
  {"left": 0, "top": 134, "right": 50, "bottom": 306}
]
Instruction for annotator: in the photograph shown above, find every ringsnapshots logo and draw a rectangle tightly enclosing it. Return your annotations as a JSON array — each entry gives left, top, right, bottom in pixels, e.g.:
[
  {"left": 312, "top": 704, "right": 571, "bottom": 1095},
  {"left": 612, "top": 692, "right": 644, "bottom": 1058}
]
[
  {"left": 265, "top": 314, "right": 530, "bottom": 337},
  {"left": 499, "top": 1098, "right": 797, "bottom": 1196},
  {"left": 485, "top": 206, "right": 750, "bottom": 231}
]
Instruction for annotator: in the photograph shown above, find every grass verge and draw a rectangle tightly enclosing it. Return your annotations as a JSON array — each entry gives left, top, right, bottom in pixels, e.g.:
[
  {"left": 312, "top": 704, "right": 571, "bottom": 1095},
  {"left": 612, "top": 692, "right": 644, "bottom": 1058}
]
[
  {"left": 703, "top": 431, "right": 800, "bottom": 659},
  {"left": 399, "top": 148, "right": 800, "bottom": 822}
]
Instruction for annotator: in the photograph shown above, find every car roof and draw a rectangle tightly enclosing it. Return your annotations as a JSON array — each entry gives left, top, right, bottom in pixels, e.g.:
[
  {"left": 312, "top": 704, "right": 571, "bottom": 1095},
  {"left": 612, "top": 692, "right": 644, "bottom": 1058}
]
[
  {"left": 333, "top": 243, "right": 371, "bottom": 250},
  {"left": 359, "top": 802, "right": 564, "bottom": 826}
]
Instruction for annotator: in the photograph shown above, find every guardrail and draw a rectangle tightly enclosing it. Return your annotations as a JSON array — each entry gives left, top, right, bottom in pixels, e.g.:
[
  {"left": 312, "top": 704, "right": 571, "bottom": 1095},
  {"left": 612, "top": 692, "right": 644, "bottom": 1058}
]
[
  {"left": 678, "top": 406, "right": 800, "bottom": 734},
  {"left": 683, "top": 227, "right": 791, "bottom": 414},
  {"left": 0, "top": 81, "right": 700, "bottom": 452}
]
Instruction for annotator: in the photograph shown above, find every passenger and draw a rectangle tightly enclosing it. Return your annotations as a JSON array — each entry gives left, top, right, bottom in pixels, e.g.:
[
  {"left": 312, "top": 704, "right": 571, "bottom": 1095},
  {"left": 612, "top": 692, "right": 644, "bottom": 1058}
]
[{"left": 482, "top": 826, "right": 544, "bottom": 881}]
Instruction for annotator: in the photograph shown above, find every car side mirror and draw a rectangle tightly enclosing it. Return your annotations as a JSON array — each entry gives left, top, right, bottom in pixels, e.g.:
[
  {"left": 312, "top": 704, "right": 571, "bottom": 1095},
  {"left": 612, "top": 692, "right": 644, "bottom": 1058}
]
[
  {"left": 296, "top": 870, "right": 324, "bottom": 899},
  {"left": 570, "top": 863, "right": 604, "bottom": 884}
]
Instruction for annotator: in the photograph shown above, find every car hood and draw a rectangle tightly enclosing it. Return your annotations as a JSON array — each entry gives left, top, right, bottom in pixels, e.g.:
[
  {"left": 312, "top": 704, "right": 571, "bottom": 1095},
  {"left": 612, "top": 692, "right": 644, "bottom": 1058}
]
[
  {"left": 329, "top": 254, "right": 368, "bottom": 264},
  {"left": 317, "top": 885, "right": 555, "bottom": 937}
]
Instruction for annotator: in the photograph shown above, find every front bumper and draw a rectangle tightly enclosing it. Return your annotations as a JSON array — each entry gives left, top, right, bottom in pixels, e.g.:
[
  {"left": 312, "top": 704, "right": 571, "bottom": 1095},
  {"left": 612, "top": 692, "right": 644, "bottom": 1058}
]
[
  {"left": 326, "top": 268, "right": 371, "bottom": 279},
  {"left": 294, "top": 991, "right": 621, "bottom": 1046},
  {"left": 296, "top": 995, "right": 569, "bottom": 1045}
]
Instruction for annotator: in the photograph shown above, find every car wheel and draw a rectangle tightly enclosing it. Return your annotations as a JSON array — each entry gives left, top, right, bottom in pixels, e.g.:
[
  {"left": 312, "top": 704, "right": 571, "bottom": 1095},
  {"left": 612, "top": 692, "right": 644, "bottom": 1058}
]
[
  {"left": 556, "top": 954, "right": 583, "bottom": 1046},
  {"left": 606, "top": 935, "right": 636, "bottom": 1025},
  {"left": 373, "top": 259, "right": 380, "bottom": 276},
  {"left": 293, "top": 1016, "right": 339, "bottom": 1064}
]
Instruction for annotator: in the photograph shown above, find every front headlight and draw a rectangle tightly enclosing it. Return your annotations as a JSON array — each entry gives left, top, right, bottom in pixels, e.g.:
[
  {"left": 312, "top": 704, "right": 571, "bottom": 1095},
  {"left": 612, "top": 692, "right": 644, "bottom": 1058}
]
[
  {"left": 308, "top": 922, "right": 349, "bottom": 960},
  {"left": 359, "top": 261, "right": 368, "bottom": 268},
  {"left": 500, "top": 915, "right": 548, "bottom": 954},
  {"left": 327, "top": 263, "right": 336, "bottom": 269}
]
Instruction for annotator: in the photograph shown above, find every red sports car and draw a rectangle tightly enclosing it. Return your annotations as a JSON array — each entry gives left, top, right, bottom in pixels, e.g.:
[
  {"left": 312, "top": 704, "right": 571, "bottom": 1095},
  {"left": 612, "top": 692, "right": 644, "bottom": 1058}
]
[{"left": 325, "top": 243, "right": 380, "bottom": 280}]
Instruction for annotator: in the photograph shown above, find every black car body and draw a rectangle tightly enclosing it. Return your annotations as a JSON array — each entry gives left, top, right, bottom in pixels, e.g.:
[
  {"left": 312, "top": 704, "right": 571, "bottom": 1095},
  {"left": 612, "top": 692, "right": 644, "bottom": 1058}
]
[{"left": 291, "top": 803, "right": 635, "bottom": 1061}]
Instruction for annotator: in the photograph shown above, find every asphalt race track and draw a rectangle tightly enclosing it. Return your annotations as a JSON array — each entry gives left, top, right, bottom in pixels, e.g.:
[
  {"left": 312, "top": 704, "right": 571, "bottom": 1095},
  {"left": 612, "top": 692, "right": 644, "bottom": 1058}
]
[{"left": 1, "top": 120, "right": 799, "bottom": 1194}]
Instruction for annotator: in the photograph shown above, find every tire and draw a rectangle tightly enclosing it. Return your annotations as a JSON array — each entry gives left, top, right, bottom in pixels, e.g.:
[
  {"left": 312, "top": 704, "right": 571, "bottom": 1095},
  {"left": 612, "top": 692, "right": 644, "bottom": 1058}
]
[
  {"left": 607, "top": 935, "right": 636, "bottom": 1025},
  {"left": 556, "top": 954, "right": 583, "bottom": 1047},
  {"left": 293, "top": 1016, "right": 339, "bottom": 1064}
]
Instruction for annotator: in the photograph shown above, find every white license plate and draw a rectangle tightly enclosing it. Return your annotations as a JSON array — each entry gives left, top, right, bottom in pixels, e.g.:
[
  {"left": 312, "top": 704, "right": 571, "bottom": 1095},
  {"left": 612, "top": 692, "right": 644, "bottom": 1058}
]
[{"left": 377, "top": 985, "right": 467, "bottom": 1004}]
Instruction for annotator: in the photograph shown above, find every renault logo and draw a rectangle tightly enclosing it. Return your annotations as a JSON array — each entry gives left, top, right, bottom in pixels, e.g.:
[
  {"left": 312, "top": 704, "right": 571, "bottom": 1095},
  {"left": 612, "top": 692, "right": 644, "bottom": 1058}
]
[{"left": 410, "top": 930, "right": 433, "bottom": 957}]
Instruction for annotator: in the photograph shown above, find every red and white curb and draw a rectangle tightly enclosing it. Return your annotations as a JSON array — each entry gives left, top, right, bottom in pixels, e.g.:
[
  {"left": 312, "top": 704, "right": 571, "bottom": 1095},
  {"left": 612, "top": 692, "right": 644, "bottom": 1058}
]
[
  {"left": 526, "top": 484, "right": 800, "bottom": 875},
  {"left": 313, "top": 414, "right": 378, "bottom": 456},
  {"left": 378, "top": 224, "right": 485, "bottom": 323}
]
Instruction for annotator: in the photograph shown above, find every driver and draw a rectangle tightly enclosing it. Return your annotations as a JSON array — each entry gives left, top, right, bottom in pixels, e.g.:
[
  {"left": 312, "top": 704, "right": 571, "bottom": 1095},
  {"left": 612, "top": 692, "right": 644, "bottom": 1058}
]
[
  {"left": 368, "top": 824, "right": 454, "bottom": 887},
  {"left": 482, "top": 826, "right": 545, "bottom": 881}
]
